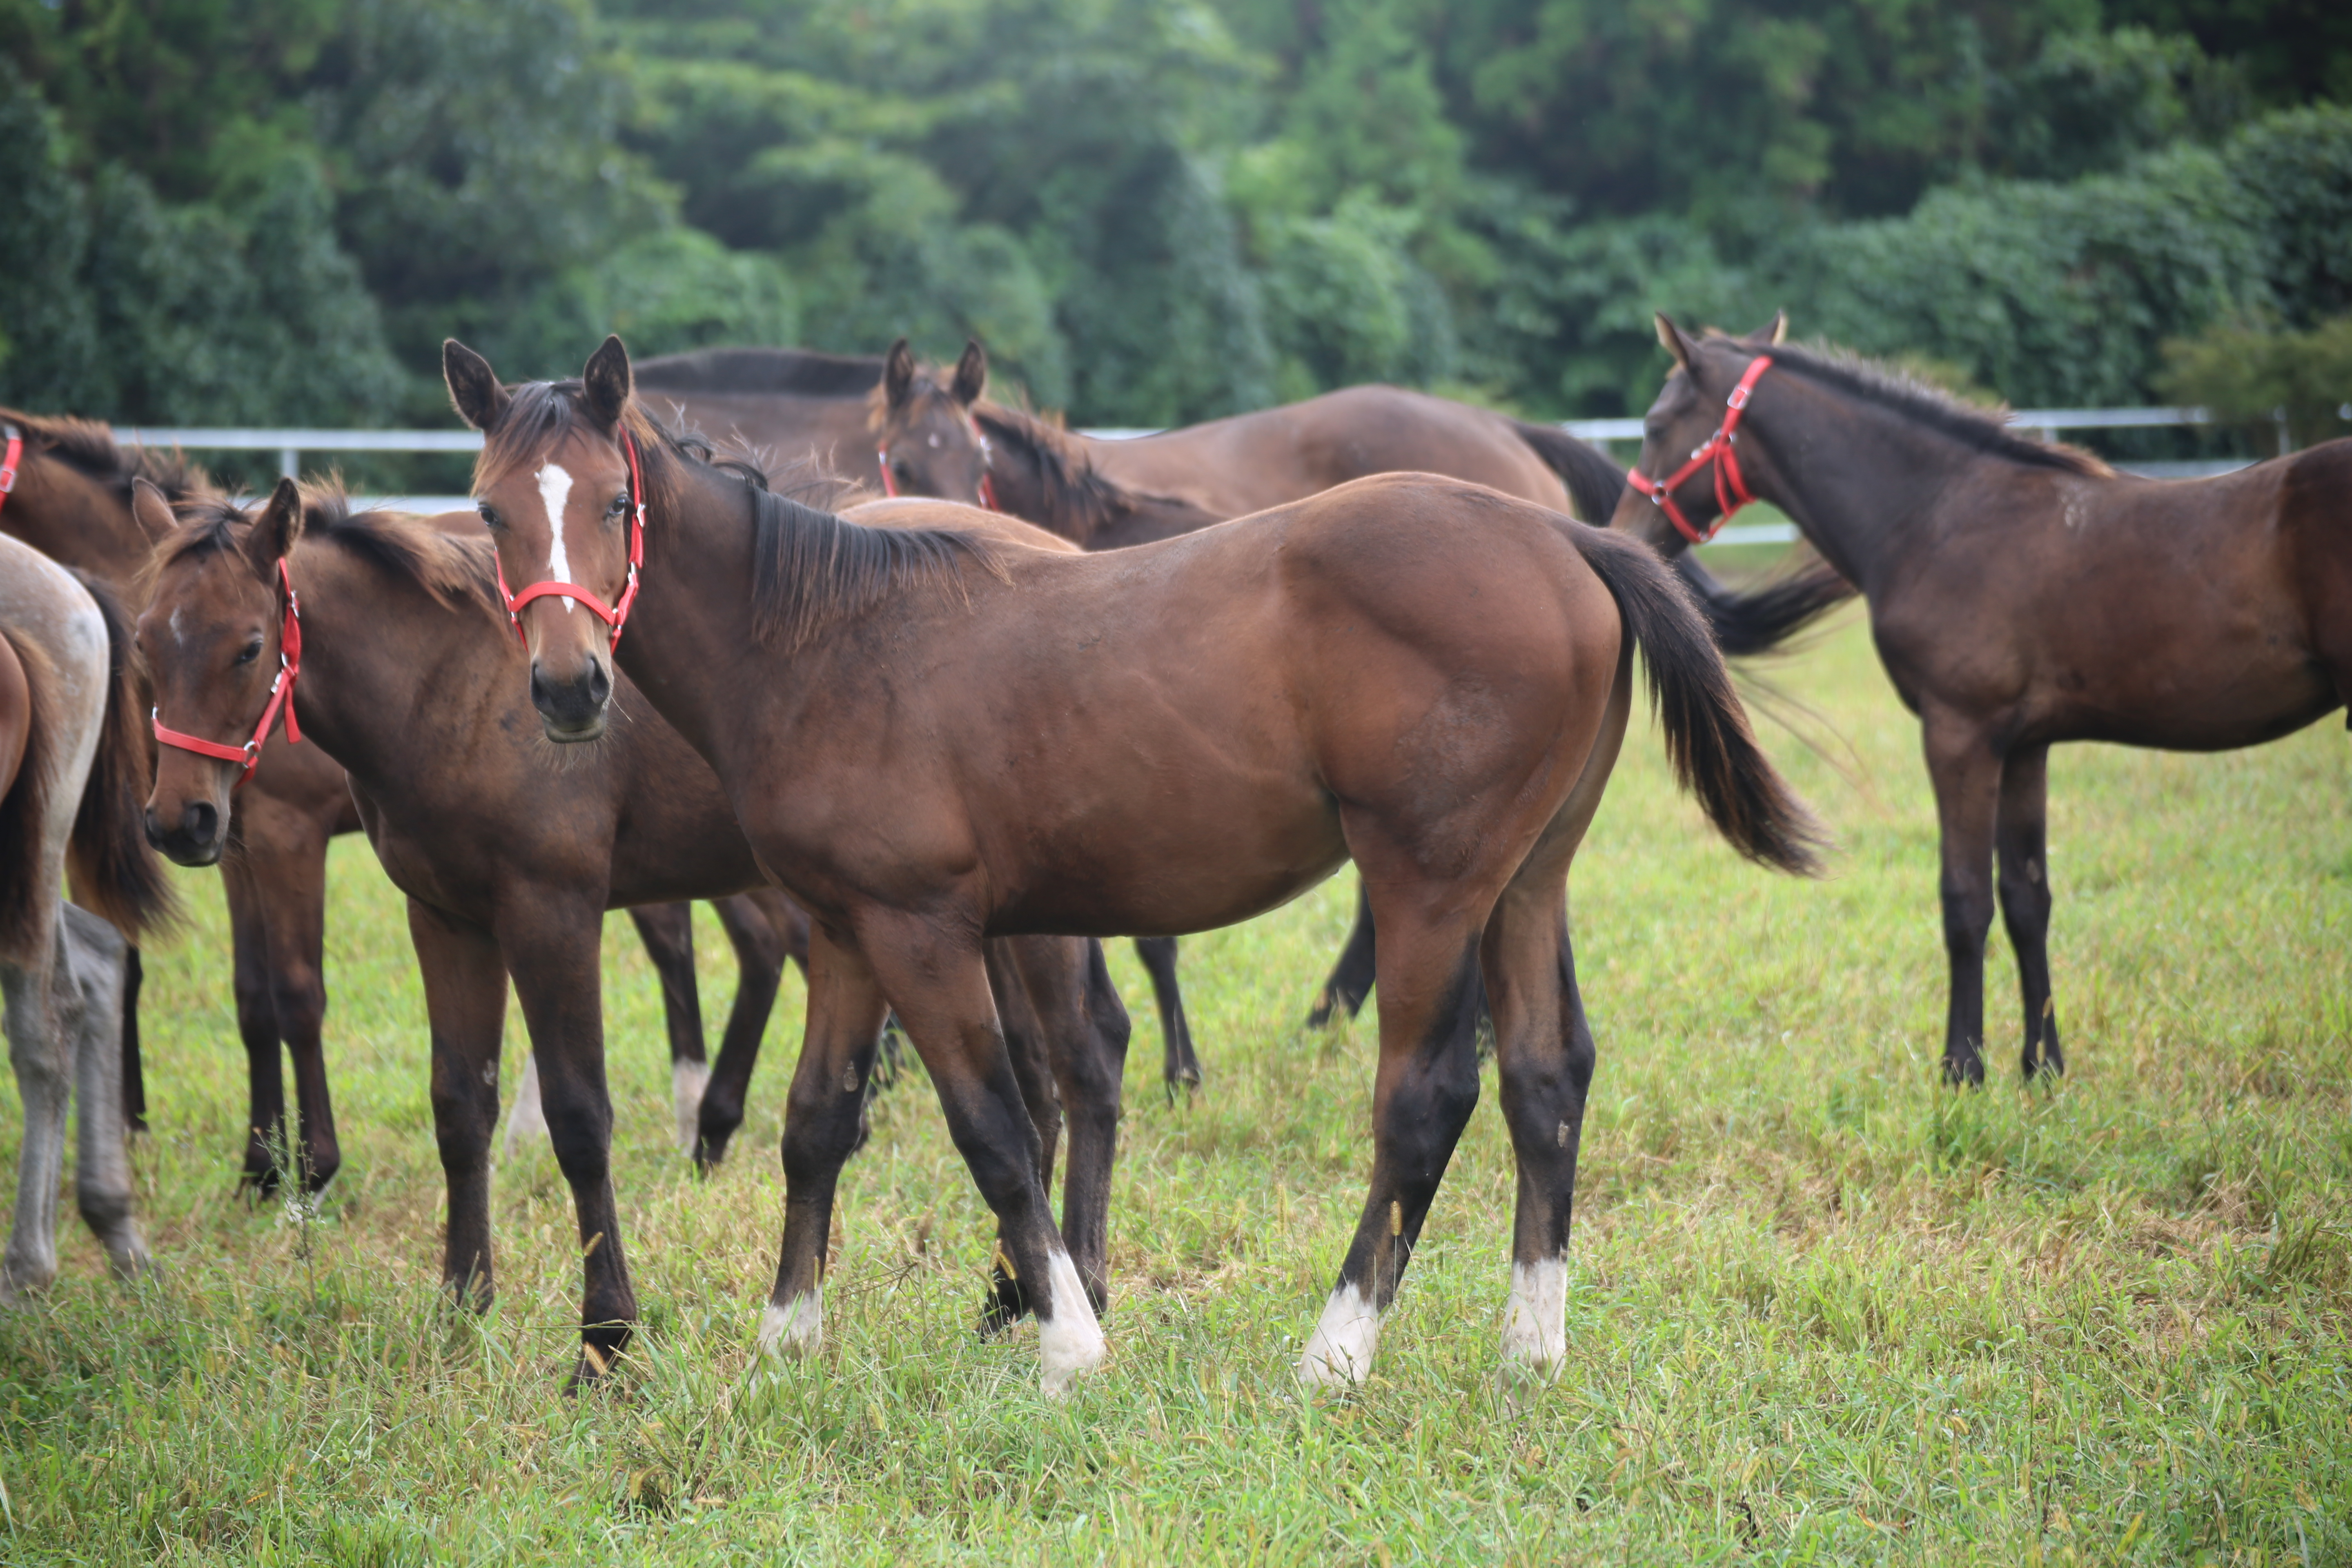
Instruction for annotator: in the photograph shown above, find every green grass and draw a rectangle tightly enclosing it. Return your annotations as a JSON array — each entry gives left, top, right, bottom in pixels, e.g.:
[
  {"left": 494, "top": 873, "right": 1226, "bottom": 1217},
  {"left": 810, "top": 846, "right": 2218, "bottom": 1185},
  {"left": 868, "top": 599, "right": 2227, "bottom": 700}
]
[{"left": 3, "top": 611, "right": 2348, "bottom": 1564}]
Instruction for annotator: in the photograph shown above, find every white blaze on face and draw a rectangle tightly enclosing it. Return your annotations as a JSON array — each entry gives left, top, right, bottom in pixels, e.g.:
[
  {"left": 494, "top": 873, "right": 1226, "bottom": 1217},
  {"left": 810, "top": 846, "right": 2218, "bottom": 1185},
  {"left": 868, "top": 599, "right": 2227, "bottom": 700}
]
[
  {"left": 672, "top": 1058, "right": 710, "bottom": 1158},
  {"left": 758, "top": 1291, "right": 823, "bottom": 1357},
  {"left": 534, "top": 462, "right": 577, "bottom": 611},
  {"left": 1499, "top": 1256, "right": 1569, "bottom": 1379},
  {"left": 1037, "top": 1247, "right": 1106, "bottom": 1398},
  {"left": 1297, "top": 1282, "right": 1381, "bottom": 1388}
]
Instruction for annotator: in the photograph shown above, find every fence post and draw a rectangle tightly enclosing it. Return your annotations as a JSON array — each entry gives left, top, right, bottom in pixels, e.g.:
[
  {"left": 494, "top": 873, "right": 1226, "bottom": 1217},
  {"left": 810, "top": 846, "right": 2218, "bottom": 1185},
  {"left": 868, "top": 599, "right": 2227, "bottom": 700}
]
[{"left": 279, "top": 447, "right": 301, "bottom": 481}]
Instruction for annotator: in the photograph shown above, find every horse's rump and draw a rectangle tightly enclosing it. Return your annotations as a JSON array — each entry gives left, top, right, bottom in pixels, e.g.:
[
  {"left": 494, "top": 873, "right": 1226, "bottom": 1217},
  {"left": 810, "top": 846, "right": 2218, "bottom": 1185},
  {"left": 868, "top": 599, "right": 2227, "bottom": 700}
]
[{"left": 0, "top": 624, "right": 60, "bottom": 966}]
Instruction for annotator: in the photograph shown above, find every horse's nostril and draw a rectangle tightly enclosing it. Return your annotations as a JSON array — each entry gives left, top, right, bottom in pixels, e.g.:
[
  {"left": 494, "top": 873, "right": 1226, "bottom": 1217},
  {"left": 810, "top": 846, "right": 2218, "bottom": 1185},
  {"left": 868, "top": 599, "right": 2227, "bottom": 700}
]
[
  {"left": 143, "top": 808, "right": 164, "bottom": 848},
  {"left": 530, "top": 664, "right": 552, "bottom": 713},
  {"left": 184, "top": 800, "right": 218, "bottom": 845},
  {"left": 588, "top": 662, "right": 610, "bottom": 706}
]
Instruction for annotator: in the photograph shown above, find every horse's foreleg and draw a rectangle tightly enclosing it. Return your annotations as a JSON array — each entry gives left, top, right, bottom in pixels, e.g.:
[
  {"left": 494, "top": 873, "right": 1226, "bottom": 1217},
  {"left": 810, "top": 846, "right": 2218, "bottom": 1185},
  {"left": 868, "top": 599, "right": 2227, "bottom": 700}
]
[
  {"left": 695, "top": 891, "right": 799, "bottom": 1171},
  {"left": 1306, "top": 879, "right": 1379, "bottom": 1028},
  {"left": 1131, "top": 936, "right": 1199, "bottom": 1094},
  {"left": 626, "top": 902, "right": 706, "bottom": 1157},
  {"left": 2, "top": 945, "right": 70, "bottom": 1298},
  {"left": 1996, "top": 745, "right": 2063, "bottom": 1078},
  {"left": 408, "top": 899, "right": 507, "bottom": 1312},
  {"left": 62, "top": 907, "right": 145, "bottom": 1280},
  {"left": 863, "top": 918, "right": 1102, "bottom": 1397},
  {"left": 501, "top": 898, "right": 634, "bottom": 1384},
  {"left": 1298, "top": 885, "right": 1486, "bottom": 1390},
  {"left": 1041, "top": 938, "right": 1129, "bottom": 1314},
  {"left": 242, "top": 817, "right": 341, "bottom": 1192},
  {"left": 220, "top": 859, "right": 287, "bottom": 1193},
  {"left": 977, "top": 938, "right": 1059, "bottom": 1333},
  {"left": 120, "top": 946, "right": 145, "bottom": 1134},
  {"left": 760, "top": 925, "right": 889, "bottom": 1364},
  {"left": 1925, "top": 715, "right": 2005, "bottom": 1087}
]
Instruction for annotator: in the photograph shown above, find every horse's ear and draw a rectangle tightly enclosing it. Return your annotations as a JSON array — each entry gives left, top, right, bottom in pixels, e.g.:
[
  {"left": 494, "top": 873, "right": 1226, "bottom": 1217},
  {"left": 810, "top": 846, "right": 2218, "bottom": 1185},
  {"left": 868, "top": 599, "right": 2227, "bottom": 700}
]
[
  {"left": 443, "top": 340, "right": 509, "bottom": 432},
  {"left": 1740, "top": 310, "right": 1789, "bottom": 348},
  {"left": 951, "top": 339, "right": 987, "bottom": 407},
  {"left": 582, "top": 335, "right": 633, "bottom": 429},
  {"left": 129, "top": 478, "right": 176, "bottom": 541},
  {"left": 255, "top": 477, "right": 305, "bottom": 565},
  {"left": 884, "top": 338, "right": 915, "bottom": 411},
  {"left": 1654, "top": 313, "right": 1697, "bottom": 373}
]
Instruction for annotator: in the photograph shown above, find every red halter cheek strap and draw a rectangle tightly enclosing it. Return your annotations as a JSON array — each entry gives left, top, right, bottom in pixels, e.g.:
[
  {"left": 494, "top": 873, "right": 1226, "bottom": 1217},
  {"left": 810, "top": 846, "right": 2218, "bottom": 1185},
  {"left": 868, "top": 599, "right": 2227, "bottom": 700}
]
[
  {"left": 151, "top": 557, "right": 303, "bottom": 790},
  {"left": 495, "top": 430, "right": 647, "bottom": 649},
  {"left": 1625, "top": 355, "right": 1775, "bottom": 545},
  {"left": 0, "top": 423, "right": 23, "bottom": 520},
  {"left": 877, "top": 413, "right": 998, "bottom": 510}
]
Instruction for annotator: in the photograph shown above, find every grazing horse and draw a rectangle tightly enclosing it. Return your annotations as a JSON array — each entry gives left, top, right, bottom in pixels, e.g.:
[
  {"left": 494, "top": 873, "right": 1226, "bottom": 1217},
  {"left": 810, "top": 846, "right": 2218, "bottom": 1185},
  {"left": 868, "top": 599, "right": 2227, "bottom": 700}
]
[
  {"left": 136, "top": 480, "right": 1131, "bottom": 1380},
  {"left": 443, "top": 334, "right": 1822, "bottom": 1394},
  {"left": 1614, "top": 312, "right": 2352, "bottom": 1084},
  {"left": 629, "top": 344, "right": 1207, "bottom": 1096},
  {"left": 869, "top": 342, "right": 1643, "bottom": 1033},
  {"left": 0, "top": 534, "right": 176, "bottom": 1296}
]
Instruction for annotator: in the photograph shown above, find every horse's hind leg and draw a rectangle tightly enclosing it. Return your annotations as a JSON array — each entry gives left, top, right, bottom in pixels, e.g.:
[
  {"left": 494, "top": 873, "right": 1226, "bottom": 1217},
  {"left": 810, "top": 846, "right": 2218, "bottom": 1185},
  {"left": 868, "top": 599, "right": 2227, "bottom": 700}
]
[
  {"left": 1131, "top": 937, "right": 1199, "bottom": 1094},
  {"left": 1996, "top": 745, "right": 2063, "bottom": 1078},
  {"left": 121, "top": 946, "right": 145, "bottom": 1134},
  {"left": 2, "top": 942, "right": 70, "bottom": 1298},
  {"left": 410, "top": 899, "right": 508, "bottom": 1312},
  {"left": 1014, "top": 937, "right": 1129, "bottom": 1317},
  {"left": 62, "top": 906, "right": 145, "bottom": 1281},
  {"left": 1297, "top": 883, "right": 1487, "bottom": 1389},
  {"left": 627, "top": 902, "right": 708, "bottom": 1156},
  {"left": 694, "top": 891, "right": 802, "bottom": 1171},
  {"left": 1306, "top": 879, "right": 1379, "bottom": 1028},
  {"left": 977, "top": 938, "right": 1061, "bottom": 1334}
]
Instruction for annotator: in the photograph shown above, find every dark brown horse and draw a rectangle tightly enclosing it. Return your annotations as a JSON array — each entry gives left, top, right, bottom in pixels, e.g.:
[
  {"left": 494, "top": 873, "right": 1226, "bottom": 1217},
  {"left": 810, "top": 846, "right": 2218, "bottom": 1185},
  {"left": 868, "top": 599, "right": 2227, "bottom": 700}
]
[
  {"left": 137, "top": 479, "right": 1131, "bottom": 1379},
  {"left": 1614, "top": 312, "right": 2352, "bottom": 1084},
  {"left": 444, "top": 334, "right": 1821, "bottom": 1394},
  {"left": 3, "top": 407, "right": 788, "bottom": 1192},
  {"left": 626, "top": 345, "right": 1206, "bottom": 1093}
]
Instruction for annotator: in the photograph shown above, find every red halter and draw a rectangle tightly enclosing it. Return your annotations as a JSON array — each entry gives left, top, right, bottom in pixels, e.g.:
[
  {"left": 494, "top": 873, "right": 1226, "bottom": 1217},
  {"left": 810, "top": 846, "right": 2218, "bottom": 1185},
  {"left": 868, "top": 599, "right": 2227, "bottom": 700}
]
[
  {"left": 877, "top": 414, "right": 998, "bottom": 511},
  {"left": 494, "top": 430, "right": 647, "bottom": 649},
  {"left": 1625, "top": 355, "right": 1775, "bottom": 545},
  {"left": 0, "top": 423, "right": 22, "bottom": 520},
  {"left": 151, "top": 557, "right": 303, "bottom": 789}
]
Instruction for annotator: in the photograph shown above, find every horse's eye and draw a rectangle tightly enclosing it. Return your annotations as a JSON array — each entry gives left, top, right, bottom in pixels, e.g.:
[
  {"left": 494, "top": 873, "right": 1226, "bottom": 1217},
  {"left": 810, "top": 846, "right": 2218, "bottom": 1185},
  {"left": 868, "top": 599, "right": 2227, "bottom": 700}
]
[
  {"left": 608, "top": 491, "right": 629, "bottom": 519},
  {"left": 478, "top": 503, "right": 502, "bottom": 531},
  {"left": 236, "top": 638, "right": 263, "bottom": 666},
  {"left": 893, "top": 460, "right": 912, "bottom": 481}
]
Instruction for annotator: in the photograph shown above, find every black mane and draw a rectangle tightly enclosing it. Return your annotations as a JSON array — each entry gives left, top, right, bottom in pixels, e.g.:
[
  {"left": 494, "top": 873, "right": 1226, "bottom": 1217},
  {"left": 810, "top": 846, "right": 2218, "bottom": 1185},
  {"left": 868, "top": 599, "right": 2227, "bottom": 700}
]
[
  {"left": 1754, "top": 342, "right": 2112, "bottom": 477},
  {"left": 0, "top": 405, "right": 207, "bottom": 499}
]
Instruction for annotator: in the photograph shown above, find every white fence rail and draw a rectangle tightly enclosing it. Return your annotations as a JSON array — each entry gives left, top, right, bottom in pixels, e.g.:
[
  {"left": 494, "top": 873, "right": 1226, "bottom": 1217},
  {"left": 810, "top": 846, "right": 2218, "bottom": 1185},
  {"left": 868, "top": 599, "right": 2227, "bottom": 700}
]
[{"left": 120, "top": 406, "right": 2274, "bottom": 546}]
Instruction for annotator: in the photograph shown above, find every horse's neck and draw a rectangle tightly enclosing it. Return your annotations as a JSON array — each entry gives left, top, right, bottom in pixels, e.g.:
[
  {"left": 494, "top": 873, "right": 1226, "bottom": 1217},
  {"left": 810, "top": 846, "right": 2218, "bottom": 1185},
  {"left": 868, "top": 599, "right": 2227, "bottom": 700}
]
[
  {"left": 1754, "top": 391, "right": 1985, "bottom": 592},
  {"left": 284, "top": 549, "right": 488, "bottom": 788},
  {"left": 612, "top": 464, "right": 767, "bottom": 763},
  {"left": 7, "top": 464, "right": 149, "bottom": 589}
]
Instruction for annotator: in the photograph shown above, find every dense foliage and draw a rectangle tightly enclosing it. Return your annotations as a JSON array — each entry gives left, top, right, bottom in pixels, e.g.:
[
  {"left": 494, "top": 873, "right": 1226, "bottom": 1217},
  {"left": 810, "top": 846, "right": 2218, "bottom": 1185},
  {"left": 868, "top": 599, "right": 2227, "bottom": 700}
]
[{"left": 0, "top": 0, "right": 2346, "bottom": 426}]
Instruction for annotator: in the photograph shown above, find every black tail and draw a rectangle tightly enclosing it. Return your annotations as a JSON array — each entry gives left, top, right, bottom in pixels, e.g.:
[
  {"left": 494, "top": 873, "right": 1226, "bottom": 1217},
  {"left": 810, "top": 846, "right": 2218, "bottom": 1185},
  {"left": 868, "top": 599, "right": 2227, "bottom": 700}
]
[
  {"left": 1671, "top": 551, "right": 1857, "bottom": 658},
  {"left": 1566, "top": 528, "right": 1827, "bottom": 876},
  {"left": 64, "top": 570, "right": 179, "bottom": 941},
  {"left": 1510, "top": 420, "right": 1628, "bottom": 524}
]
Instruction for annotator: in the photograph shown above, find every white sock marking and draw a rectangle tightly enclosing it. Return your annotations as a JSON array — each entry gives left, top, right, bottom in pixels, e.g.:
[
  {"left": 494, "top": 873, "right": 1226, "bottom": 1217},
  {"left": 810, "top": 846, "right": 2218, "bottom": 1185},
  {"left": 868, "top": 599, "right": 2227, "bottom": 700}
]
[
  {"left": 1499, "top": 1256, "right": 1569, "bottom": 1378},
  {"left": 758, "top": 1290, "right": 823, "bottom": 1357},
  {"left": 1297, "top": 1281, "right": 1381, "bottom": 1388},
  {"left": 1037, "top": 1247, "right": 1106, "bottom": 1397},
  {"left": 534, "top": 463, "right": 577, "bottom": 611},
  {"left": 672, "top": 1058, "right": 710, "bottom": 1157},
  {"left": 501, "top": 1052, "right": 547, "bottom": 1163}
]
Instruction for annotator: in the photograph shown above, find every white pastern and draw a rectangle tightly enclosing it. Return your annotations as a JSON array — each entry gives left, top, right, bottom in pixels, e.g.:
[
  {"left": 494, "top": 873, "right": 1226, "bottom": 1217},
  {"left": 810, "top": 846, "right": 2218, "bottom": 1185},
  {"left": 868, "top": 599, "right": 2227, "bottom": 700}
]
[
  {"left": 1499, "top": 1256, "right": 1569, "bottom": 1379},
  {"left": 533, "top": 462, "right": 577, "bottom": 611},
  {"left": 501, "top": 1052, "right": 547, "bottom": 1164},
  {"left": 1297, "top": 1282, "right": 1382, "bottom": 1388},
  {"left": 757, "top": 1291, "right": 823, "bottom": 1358},
  {"left": 671, "top": 1058, "right": 710, "bottom": 1157},
  {"left": 1037, "top": 1248, "right": 1106, "bottom": 1397}
]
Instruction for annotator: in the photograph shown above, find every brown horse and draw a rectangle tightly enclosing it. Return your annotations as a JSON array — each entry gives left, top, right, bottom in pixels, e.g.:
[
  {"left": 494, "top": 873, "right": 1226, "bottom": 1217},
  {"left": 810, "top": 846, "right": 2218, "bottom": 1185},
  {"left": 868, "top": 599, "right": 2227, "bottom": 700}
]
[
  {"left": 2, "top": 407, "right": 787, "bottom": 1191},
  {"left": 444, "top": 334, "right": 1821, "bottom": 1393},
  {"left": 1615, "top": 312, "right": 2352, "bottom": 1085},
  {"left": 627, "top": 345, "right": 1206, "bottom": 1093},
  {"left": 137, "top": 479, "right": 1131, "bottom": 1380},
  {"left": 871, "top": 343, "right": 1648, "bottom": 1031},
  {"left": 0, "top": 534, "right": 176, "bottom": 1296}
]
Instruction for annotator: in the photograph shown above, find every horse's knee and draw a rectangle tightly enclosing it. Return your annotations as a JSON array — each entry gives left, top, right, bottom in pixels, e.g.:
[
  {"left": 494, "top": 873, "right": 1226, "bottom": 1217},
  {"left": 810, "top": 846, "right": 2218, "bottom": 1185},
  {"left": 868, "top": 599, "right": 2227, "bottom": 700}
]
[{"left": 268, "top": 969, "right": 327, "bottom": 1044}]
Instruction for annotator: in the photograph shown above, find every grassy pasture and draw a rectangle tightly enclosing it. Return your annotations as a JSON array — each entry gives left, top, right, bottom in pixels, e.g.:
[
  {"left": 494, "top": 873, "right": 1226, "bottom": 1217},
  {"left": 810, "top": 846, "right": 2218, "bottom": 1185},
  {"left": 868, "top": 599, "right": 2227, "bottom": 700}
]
[{"left": 1, "top": 607, "right": 2347, "bottom": 1564}]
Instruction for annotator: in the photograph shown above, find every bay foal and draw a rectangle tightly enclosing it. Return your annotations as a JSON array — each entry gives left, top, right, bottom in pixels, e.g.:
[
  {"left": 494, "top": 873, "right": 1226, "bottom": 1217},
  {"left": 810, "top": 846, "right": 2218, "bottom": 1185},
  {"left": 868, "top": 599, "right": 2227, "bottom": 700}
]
[
  {"left": 445, "top": 336, "right": 1821, "bottom": 1393},
  {"left": 137, "top": 481, "right": 1130, "bottom": 1379},
  {"left": 1616, "top": 314, "right": 2352, "bottom": 1083}
]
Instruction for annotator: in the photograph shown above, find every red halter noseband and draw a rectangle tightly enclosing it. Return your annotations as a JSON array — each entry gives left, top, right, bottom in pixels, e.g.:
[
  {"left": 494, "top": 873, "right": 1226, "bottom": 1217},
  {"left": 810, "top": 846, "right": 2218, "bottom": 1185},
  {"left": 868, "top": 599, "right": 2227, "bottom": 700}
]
[
  {"left": 1625, "top": 355, "right": 1775, "bottom": 545},
  {"left": 494, "top": 430, "right": 647, "bottom": 649},
  {"left": 0, "top": 423, "right": 23, "bottom": 521},
  {"left": 151, "top": 557, "right": 303, "bottom": 789},
  {"left": 877, "top": 413, "right": 998, "bottom": 511}
]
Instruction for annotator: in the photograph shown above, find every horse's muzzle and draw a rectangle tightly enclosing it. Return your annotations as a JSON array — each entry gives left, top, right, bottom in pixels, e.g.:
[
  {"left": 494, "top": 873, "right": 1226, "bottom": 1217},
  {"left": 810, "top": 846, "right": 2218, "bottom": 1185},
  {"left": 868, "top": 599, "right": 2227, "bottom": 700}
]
[
  {"left": 145, "top": 799, "right": 225, "bottom": 867},
  {"left": 530, "top": 656, "right": 612, "bottom": 743}
]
